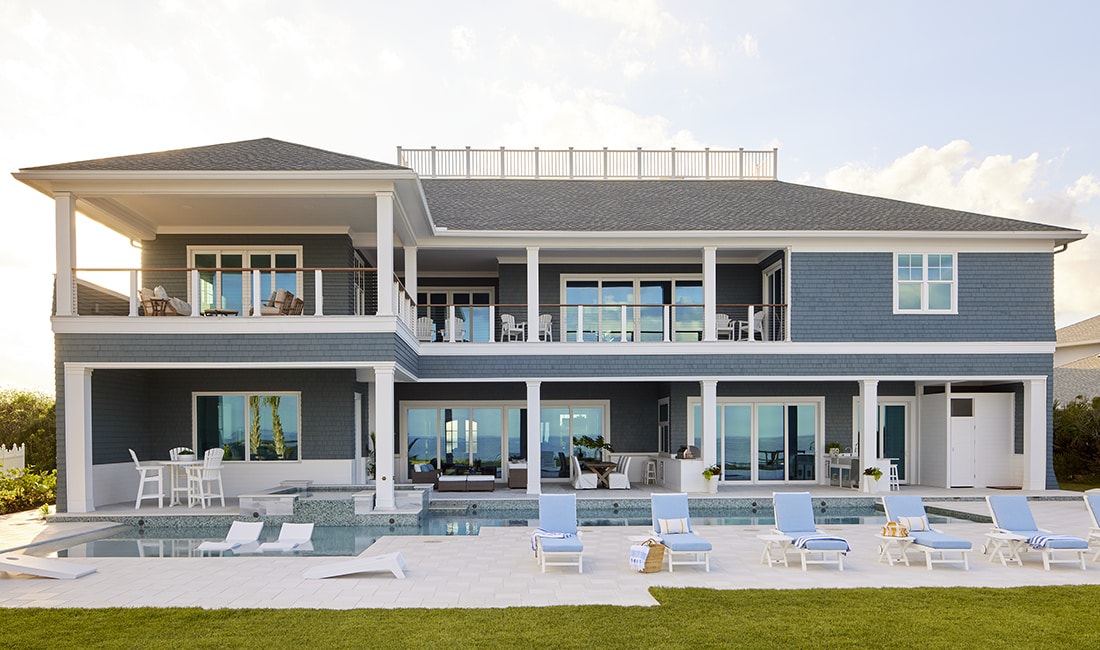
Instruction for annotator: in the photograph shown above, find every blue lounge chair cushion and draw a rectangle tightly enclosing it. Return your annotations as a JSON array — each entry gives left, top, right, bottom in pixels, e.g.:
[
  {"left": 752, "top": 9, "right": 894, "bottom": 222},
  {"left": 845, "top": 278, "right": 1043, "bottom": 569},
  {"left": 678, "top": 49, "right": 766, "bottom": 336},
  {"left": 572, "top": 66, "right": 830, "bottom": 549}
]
[
  {"left": 659, "top": 533, "right": 712, "bottom": 552},
  {"left": 801, "top": 537, "right": 850, "bottom": 552},
  {"left": 910, "top": 531, "right": 971, "bottom": 550},
  {"left": 538, "top": 536, "right": 583, "bottom": 553},
  {"left": 773, "top": 492, "right": 818, "bottom": 534},
  {"left": 1026, "top": 534, "right": 1088, "bottom": 550}
]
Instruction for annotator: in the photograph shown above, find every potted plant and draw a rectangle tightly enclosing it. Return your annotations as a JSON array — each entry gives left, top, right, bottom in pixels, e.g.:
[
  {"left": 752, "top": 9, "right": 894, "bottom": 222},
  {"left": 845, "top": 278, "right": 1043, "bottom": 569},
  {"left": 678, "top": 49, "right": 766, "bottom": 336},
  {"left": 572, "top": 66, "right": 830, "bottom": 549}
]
[
  {"left": 702, "top": 464, "right": 721, "bottom": 494},
  {"left": 862, "top": 466, "right": 883, "bottom": 493},
  {"left": 573, "top": 435, "right": 614, "bottom": 460},
  {"left": 177, "top": 448, "right": 196, "bottom": 462},
  {"left": 825, "top": 442, "right": 843, "bottom": 457}
]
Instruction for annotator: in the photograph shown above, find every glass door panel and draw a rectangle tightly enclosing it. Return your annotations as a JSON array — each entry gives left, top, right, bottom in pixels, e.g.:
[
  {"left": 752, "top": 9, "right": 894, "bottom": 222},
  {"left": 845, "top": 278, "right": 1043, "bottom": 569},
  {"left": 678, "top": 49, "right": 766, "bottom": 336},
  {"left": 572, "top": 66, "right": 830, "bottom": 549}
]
[
  {"left": 788, "top": 405, "right": 816, "bottom": 481},
  {"left": 600, "top": 281, "right": 633, "bottom": 341},
  {"left": 507, "top": 408, "right": 525, "bottom": 462},
  {"left": 195, "top": 253, "right": 217, "bottom": 312},
  {"left": 541, "top": 407, "right": 571, "bottom": 478},
  {"left": 564, "top": 281, "right": 599, "bottom": 341},
  {"left": 757, "top": 405, "right": 785, "bottom": 480},
  {"left": 442, "top": 408, "right": 471, "bottom": 472},
  {"left": 407, "top": 409, "right": 439, "bottom": 474},
  {"left": 639, "top": 281, "right": 671, "bottom": 341},
  {"left": 882, "top": 405, "right": 907, "bottom": 481},
  {"left": 220, "top": 254, "right": 243, "bottom": 313},
  {"left": 723, "top": 405, "right": 752, "bottom": 481},
  {"left": 471, "top": 408, "right": 502, "bottom": 477},
  {"left": 672, "top": 281, "right": 703, "bottom": 341}
]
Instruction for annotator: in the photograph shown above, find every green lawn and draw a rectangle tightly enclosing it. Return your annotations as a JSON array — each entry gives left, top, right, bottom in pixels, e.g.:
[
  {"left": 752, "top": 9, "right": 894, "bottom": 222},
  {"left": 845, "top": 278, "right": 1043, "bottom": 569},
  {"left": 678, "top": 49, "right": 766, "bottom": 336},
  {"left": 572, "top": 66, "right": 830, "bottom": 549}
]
[
  {"left": 3, "top": 586, "right": 1100, "bottom": 649},
  {"left": 1058, "top": 480, "right": 1100, "bottom": 492}
]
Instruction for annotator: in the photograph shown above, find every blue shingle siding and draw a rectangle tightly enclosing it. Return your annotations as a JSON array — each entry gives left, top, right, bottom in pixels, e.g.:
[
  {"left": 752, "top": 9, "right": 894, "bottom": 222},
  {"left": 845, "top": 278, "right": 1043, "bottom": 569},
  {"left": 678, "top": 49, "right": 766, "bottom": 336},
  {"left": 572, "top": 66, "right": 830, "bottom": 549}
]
[
  {"left": 791, "top": 252, "right": 1054, "bottom": 342},
  {"left": 56, "top": 332, "right": 399, "bottom": 365},
  {"left": 141, "top": 234, "right": 357, "bottom": 315},
  {"left": 90, "top": 369, "right": 358, "bottom": 464},
  {"left": 415, "top": 353, "right": 1053, "bottom": 379}
]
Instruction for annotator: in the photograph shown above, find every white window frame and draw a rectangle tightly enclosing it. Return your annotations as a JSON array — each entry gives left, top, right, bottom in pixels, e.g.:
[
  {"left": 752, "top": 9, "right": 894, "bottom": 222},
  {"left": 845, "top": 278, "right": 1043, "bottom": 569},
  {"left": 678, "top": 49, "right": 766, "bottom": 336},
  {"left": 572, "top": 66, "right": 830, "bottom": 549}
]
[
  {"left": 560, "top": 273, "right": 704, "bottom": 341},
  {"left": 191, "top": 391, "right": 303, "bottom": 462},
  {"left": 893, "top": 252, "right": 958, "bottom": 314},
  {"left": 187, "top": 246, "right": 303, "bottom": 312},
  {"left": 687, "top": 396, "right": 824, "bottom": 484}
]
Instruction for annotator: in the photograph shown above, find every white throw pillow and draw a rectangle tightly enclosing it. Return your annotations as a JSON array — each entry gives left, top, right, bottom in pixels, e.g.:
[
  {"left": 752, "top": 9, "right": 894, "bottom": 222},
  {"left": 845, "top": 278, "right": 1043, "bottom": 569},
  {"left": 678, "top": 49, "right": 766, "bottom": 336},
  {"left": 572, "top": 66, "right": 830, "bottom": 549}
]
[
  {"left": 898, "top": 514, "right": 929, "bottom": 532},
  {"left": 658, "top": 517, "right": 689, "bottom": 534},
  {"left": 153, "top": 285, "right": 169, "bottom": 300}
]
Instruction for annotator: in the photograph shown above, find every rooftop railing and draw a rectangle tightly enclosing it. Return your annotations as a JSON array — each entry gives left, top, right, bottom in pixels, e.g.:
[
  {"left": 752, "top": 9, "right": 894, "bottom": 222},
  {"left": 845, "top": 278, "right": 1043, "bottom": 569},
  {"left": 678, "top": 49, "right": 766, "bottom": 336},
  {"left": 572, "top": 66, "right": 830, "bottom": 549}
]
[{"left": 397, "top": 146, "right": 778, "bottom": 180}]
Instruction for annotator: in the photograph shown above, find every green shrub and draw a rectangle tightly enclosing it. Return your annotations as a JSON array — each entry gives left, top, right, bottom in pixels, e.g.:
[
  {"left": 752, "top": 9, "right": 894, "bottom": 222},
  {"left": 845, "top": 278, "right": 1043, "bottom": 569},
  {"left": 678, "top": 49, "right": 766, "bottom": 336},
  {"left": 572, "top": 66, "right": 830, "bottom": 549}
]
[
  {"left": 0, "top": 388, "right": 56, "bottom": 471},
  {"left": 0, "top": 468, "right": 57, "bottom": 515},
  {"left": 1053, "top": 395, "right": 1100, "bottom": 483}
]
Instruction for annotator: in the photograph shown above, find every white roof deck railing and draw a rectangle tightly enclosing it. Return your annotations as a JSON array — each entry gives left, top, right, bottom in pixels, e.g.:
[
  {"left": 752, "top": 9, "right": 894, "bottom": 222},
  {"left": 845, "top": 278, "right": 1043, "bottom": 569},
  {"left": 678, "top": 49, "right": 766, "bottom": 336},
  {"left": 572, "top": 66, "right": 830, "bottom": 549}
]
[{"left": 397, "top": 146, "right": 777, "bottom": 180}]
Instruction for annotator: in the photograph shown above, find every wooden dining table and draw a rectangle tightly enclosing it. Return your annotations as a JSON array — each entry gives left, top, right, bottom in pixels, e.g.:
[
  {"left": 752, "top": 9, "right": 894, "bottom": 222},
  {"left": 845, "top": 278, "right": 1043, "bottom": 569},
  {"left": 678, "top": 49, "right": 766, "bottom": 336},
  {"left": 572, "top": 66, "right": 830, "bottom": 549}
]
[{"left": 581, "top": 460, "right": 619, "bottom": 488}]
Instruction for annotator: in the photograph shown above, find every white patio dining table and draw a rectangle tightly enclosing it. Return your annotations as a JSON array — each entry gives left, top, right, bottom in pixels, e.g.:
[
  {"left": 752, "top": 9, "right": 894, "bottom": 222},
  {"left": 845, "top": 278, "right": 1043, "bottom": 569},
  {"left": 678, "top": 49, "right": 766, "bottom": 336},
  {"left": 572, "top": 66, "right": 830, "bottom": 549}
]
[{"left": 158, "top": 459, "right": 203, "bottom": 507}]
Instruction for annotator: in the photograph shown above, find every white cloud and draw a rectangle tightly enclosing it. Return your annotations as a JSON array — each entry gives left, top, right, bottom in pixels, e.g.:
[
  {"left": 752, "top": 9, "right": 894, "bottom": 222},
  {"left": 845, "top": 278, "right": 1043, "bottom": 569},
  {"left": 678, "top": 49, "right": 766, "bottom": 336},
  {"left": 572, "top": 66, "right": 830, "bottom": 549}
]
[
  {"left": 819, "top": 141, "right": 1100, "bottom": 326},
  {"left": 375, "top": 49, "right": 404, "bottom": 74},
  {"left": 494, "top": 83, "right": 705, "bottom": 148},
  {"left": 679, "top": 42, "right": 717, "bottom": 70},
  {"left": 622, "top": 60, "right": 648, "bottom": 80},
  {"left": 736, "top": 33, "right": 760, "bottom": 58},
  {"left": 450, "top": 26, "right": 476, "bottom": 61},
  {"left": 554, "top": 0, "right": 682, "bottom": 46}
]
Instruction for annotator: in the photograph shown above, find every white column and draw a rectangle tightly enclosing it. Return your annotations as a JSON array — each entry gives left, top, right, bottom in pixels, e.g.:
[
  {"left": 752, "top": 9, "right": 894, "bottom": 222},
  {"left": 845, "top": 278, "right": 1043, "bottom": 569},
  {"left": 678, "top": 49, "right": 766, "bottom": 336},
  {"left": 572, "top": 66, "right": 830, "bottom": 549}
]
[
  {"left": 353, "top": 393, "right": 364, "bottom": 484},
  {"left": 128, "top": 271, "right": 139, "bottom": 317},
  {"left": 703, "top": 246, "right": 717, "bottom": 341},
  {"left": 404, "top": 246, "right": 418, "bottom": 302},
  {"left": 1022, "top": 378, "right": 1048, "bottom": 490},
  {"left": 373, "top": 365, "right": 396, "bottom": 509},
  {"left": 701, "top": 380, "right": 718, "bottom": 468},
  {"left": 859, "top": 379, "right": 880, "bottom": 491},
  {"left": 375, "top": 192, "right": 395, "bottom": 316},
  {"left": 251, "top": 270, "right": 262, "bottom": 317},
  {"left": 526, "top": 247, "right": 540, "bottom": 343},
  {"left": 526, "top": 380, "right": 542, "bottom": 494},
  {"left": 190, "top": 269, "right": 201, "bottom": 317},
  {"left": 55, "top": 192, "right": 76, "bottom": 316},
  {"left": 63, "top": 365, "right": 94, "bottom": 512},
  {"left": 314, "top": 269, "right": 324, "bottom": 316}
]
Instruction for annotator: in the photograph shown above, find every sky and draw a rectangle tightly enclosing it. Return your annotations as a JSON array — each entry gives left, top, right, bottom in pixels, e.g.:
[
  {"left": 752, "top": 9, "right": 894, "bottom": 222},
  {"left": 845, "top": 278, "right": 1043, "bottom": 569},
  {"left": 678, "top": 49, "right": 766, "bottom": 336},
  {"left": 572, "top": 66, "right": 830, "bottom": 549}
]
[{"left": 1, "top": 0, "right": 1098, "bottom": 392}]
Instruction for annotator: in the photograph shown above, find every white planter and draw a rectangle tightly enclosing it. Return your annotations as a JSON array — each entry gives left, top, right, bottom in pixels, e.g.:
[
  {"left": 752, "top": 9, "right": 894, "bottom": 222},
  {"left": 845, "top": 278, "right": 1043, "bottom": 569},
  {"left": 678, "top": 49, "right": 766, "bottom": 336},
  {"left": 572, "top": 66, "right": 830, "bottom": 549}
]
[
  {"left": 861, "top": 475, "right": 886, "bottom": 493},
  {"left": 706, "top": 477, "right": 719, "bottom": 494}
]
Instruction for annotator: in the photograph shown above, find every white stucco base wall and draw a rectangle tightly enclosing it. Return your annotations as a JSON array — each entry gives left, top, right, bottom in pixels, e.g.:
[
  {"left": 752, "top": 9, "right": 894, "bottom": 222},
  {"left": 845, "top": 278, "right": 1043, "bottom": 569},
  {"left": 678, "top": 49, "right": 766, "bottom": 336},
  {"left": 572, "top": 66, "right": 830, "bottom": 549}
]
[{"left": 91, "top": 460, "right": 357, "bottom": 509}]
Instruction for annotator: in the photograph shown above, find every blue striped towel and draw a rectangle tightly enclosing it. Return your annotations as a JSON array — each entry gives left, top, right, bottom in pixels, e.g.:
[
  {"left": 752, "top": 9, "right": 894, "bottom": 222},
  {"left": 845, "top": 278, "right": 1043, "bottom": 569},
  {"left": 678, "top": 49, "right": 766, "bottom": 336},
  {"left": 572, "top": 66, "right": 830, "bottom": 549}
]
[
  {"left": 1027, "top": 534, "right": 1081, "bottom": 549},
  {"left": 792, "top": 534, "right": 850, "bottom": 552},
  {"left": 531, "top": 528, "right": 574, "bottom": 552}
]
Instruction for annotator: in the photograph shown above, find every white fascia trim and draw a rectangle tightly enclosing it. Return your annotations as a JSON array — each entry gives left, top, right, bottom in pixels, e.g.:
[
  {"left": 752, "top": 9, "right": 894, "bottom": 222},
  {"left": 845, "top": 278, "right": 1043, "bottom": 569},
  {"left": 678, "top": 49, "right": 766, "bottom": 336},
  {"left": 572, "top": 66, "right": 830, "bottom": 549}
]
[
  {"left": 495, "top": 254, "right": 764, "bottom": 265},
  {"left": 417, "top": 341, "right": 1054, "bottom": 356},
  {"left": 159, "top": 225, "right": 353, "bottom": 235},
  {"left": 413, "top": 374, "right": 1052, "bottom": 383},
  {"left": 1057, "top": 339, "right": 1100, "bottom": 349},
  {"left": 52, "top": 315, "right": 402, "bottom": 335},
  {"left": 64, "top": 360, "right": 419, "bottom": 382},
  {"left": 426, "top": 228, "right": 1081, "bottom": 242}
]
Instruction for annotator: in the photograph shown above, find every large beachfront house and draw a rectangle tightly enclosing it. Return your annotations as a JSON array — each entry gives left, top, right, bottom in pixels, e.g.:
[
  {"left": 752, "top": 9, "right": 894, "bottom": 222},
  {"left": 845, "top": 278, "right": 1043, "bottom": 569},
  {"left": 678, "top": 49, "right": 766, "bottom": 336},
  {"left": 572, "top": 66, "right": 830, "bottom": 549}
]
[{"left": 14, "top": 139, "right": 1085, "bottom": 513}]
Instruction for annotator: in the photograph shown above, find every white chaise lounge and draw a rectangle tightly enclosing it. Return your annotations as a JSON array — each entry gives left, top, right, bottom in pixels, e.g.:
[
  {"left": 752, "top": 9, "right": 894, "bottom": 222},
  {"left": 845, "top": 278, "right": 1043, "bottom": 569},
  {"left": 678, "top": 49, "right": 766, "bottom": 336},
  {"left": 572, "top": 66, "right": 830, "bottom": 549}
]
[
  {"left": 0, "top": 554, "right": 97, "bottom": 579},
  {"left": 985, "top": 495, "right": 1089, "bottom": 570},
  {"left": 532, "top": 494, "right": 584, "bottom": 573},
  {"left": 303, "top": 551, "right": 408, "bottom": 580},
  {"left": 651, "top": 493, "right": 711, "bottom": 572},
  {"left": 258, "top": 523, "right": 315, "bottom": 552},
  {"left": 769, "top": 492, "right": 850, "bottom": 571},
  {"left": 195, "top": 521, "right": 264, "bottom": 555},
  {"left": 882, "top": 495, "right": 971, "bottom": 570}
]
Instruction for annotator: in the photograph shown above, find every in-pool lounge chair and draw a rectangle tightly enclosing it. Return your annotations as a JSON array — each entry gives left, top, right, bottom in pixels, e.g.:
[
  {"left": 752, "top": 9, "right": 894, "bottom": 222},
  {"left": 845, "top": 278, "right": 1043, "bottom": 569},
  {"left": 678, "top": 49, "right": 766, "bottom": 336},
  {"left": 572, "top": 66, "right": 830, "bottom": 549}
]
[
  {"left": 195, "top": 521, "right": 264, "bottom": 556},
  {"left": 532, "top": 494, "right": 583, "bottom": 573},
  {"left": 882, "top": 495, "right": 971, "bottom": 570},
  {"left": 1086, "top": 492, "right": 1100, "bottom": 562},
  {"left": 0, "top": 554, "right": 97, "bottom": 580},
  {"left": 258, "top": 523, "right": 315, "bottom": 553},
  {"left": 651, "top": 493, "right": 711, "bottom": 572},
  {"left": 985, "top": 495, "right": 1088, "bottom": 570},
  {"left": 770, "top": 492, "right": 850, "bottom": 571},
  {"left": 303, "top": 551, "right": 408, "bottom": 580}
]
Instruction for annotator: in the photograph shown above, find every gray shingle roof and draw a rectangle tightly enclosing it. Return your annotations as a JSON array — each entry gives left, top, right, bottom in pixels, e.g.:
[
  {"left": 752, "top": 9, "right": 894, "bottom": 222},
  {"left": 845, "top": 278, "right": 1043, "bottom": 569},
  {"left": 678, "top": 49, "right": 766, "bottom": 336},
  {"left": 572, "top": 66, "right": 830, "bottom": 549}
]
[
  {"left": 22, "top": 138, "right": 407, "bottom": 172},
  {"left": 421, "top": 178, "right": 1078, "bottom": 234},
  {"left": 1057, "top": 315, "right": 1100, "bottom": 344},
  {"left": 1054, "top": 367, "right": 1100, "bottom": 403}
]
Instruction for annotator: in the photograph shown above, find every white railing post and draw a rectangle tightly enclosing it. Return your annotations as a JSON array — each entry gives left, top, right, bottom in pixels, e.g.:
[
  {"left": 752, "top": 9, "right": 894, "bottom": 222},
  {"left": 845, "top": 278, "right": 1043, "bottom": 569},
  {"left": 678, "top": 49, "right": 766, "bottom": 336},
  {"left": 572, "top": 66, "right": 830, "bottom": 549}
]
[
  {"left": 430, "top": 146, "right": 437, "bottom": 177},
  {"left": 252, "top": 270, "right": 262, "bottom": 317},
  {"left": 128, "top": 270, "right": 139, "bottom": 317},
  {"left": 534, "top": 146, "right": 540, "bottom": 179},
  {"left": 669, "top": 305, "right": 676, "bottom": 341},
  {"left": 747, "top": 305, "right": 756, "bottom": 341},
  {"left": 190, "top": 269, "right": 201, "bottom": 317},
  {"left": 772, "top": 147, "right": 778, "bottom": 179},
  {"left": 620, "top": 304, "right": 628, "bottom": 343},
  {"left": 568, "top": 147, "right": 574, "bottom": 179},
  {"left": 499, "top": 146, "right": 505, "bottom": 179},
  {"left": 704, "top": 147, "right": 710, "bottom": 179},
  {"left": 464, "top": 146, "right": 471, "bottom": 179},
  {"left": 636, "top": 147, "right": 643, "bottom": 179},
  {"left": 602, "top": 147, "right": 608, "bottom": 179},
  {"left": 670, "top": 147, "right": 676, "bottom": 177},
  {"left": 448, "top": 305, "right": 456, "bottom": 343},
  {"left": 576, "top": 306, "right": 584, "bottom": 342},
  {"left": 314, "top": 269, "right": 324, "bottom": 316},
  {"left": 664, "top": 305, "right": 671, "bottom": 342},
  {"left": 738, "top": 148, "right": 745, "bottom": 180},
  {"left": 488, "top": 305, "right": 496, "bottom": 342}
]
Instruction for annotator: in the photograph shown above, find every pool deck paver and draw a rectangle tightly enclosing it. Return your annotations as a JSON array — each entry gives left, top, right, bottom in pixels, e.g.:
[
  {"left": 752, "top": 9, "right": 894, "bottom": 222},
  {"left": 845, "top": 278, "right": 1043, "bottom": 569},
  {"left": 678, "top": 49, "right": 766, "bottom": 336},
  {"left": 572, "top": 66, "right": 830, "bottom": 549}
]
[{"left": 3, "top": 494, "right": 1100, "bottom": 609}]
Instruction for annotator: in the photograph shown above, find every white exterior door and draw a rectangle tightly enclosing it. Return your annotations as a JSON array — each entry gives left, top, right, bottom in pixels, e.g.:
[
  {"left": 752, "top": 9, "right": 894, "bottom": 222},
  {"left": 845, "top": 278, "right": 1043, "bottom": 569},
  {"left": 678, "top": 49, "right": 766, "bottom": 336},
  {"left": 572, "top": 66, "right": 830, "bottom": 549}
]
[{"left": 950, "top": 398, "right": 976, "bottom": 487}]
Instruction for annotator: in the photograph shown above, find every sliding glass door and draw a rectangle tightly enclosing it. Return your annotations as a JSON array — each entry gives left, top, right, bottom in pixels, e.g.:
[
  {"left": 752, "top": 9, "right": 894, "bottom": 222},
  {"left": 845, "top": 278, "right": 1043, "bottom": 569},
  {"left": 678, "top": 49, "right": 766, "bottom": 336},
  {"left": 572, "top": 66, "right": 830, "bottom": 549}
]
[{"left": 692, "top": 399, "right": 821, "bottom": 483}]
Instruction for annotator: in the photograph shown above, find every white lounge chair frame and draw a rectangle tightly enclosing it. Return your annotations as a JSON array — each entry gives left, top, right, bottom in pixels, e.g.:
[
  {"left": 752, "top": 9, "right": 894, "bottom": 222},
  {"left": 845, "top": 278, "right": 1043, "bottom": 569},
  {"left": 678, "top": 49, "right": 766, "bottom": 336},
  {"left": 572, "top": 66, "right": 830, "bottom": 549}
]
[
  {"left": 882, "top": 495, "right": 971, "bottom": 570},
  {"left": 195, "top": 521, "right": 264, "bottom": 556},
  {"left": 0, "top": 554, "right": 97, "bottom": 580},
  {"left": 1082, "top": 492, "right": 1100, "bottom": 562},
  {"left": 303, "top": 551, "right": 408, "bottom": 579},
  {"left": 984, "top": 495, "right": 1088, "bottom": 570},
  {"left": 771, "top": 492, "right": 849, "bottom": 571},
  {"left": 535, "top": 494, "right": 584, "bottom": 573}
]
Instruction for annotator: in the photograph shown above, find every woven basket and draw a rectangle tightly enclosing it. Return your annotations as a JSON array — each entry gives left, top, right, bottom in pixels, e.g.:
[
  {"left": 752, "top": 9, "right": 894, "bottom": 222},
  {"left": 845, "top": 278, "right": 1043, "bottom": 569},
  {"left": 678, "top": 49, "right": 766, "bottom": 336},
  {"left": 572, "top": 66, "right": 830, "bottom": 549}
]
[{"left": 639, "top": 538, "right": 665, "bottom": 573}]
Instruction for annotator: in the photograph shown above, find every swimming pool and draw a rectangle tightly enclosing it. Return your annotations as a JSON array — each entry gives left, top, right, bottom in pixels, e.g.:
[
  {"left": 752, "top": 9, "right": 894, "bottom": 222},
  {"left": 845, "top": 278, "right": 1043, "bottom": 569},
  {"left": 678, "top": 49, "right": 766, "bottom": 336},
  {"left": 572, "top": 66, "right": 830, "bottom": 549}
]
[{"left": 47, "top": 505, "right": 959, "bottom": 558}]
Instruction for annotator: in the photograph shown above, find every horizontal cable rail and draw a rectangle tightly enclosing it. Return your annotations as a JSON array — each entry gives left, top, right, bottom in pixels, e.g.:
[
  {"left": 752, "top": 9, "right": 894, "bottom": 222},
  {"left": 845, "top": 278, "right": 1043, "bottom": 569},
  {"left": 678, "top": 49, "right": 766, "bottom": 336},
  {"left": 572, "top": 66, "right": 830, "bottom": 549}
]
[{"left": 397, "top": 146, "right": 778, "bottom": 180}]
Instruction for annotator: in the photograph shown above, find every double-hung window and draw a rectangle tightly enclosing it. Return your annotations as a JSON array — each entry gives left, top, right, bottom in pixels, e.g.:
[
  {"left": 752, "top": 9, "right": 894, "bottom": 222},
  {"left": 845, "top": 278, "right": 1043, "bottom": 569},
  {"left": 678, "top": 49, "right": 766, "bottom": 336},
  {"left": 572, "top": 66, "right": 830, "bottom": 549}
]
[{"left": 894, "top": 253, "right": 956, "bottom": 313}]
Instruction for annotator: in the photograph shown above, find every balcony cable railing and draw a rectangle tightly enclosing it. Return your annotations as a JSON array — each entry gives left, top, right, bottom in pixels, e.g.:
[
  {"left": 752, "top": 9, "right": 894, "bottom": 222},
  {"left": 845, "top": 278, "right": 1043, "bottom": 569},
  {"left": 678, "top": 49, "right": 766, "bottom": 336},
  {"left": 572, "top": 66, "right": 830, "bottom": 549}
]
[{"left": 397, "top": 146, "right": 778, "bottom": 180}]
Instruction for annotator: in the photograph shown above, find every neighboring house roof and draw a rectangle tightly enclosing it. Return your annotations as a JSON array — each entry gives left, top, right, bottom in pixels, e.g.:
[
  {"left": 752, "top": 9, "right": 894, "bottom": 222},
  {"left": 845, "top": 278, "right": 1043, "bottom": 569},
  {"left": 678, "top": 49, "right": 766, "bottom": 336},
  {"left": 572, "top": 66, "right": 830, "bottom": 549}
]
[
  {"left": 1054, "top": 361, "right": 1100, "bottom": 403},
  {"left": 420, "top": 178, "right": 1079, "bottom": 234},
  {"left": 21, "top": 138, "right": 407, "bottom": 172},
  {"left": 1056, "top": 315, "right": 1100, "bottom": 345}
]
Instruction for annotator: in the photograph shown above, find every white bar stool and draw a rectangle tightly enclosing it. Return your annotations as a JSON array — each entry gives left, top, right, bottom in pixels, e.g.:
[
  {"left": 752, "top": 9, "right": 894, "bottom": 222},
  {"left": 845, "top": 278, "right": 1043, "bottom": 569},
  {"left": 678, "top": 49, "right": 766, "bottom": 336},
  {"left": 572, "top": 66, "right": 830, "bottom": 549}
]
[
  {"left": 888, "top": 461, "right": 901, "bottom": 491},
  {"left": 642, "top": 459, "right": 657, "bottom": 485}
]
